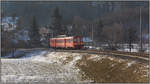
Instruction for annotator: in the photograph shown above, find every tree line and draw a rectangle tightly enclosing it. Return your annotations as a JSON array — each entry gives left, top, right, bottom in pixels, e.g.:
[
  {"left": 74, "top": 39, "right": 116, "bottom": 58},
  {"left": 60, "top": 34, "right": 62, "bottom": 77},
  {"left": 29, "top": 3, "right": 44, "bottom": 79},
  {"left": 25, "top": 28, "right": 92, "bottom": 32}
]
[{"left": 1, "top": 6, "right": 148, "bottom": 56}]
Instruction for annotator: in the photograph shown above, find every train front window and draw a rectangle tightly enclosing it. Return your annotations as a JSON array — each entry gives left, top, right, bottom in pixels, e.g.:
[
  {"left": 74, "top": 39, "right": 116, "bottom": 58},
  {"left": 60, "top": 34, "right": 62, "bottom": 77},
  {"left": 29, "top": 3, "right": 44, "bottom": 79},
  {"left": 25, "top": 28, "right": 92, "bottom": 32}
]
[
  {"left": 73, "top": 38, "right": 80, "bottom": 43},
  {"left": 73, "top": 39, "right": 77, "bottom": 42}
]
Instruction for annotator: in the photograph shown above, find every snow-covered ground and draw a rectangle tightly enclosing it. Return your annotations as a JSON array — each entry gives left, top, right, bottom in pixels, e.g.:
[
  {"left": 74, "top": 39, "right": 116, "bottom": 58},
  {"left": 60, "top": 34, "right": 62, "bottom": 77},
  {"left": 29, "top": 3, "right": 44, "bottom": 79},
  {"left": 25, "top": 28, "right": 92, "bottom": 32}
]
[
  {"left": 86, "top": 43, "right": 149, "bottom": 53},
  {"left": 118, "top": 44, "right": 149, "bottom": 53},
  {"left": 1, "top": 49, "right": 149, "bottom": 83},
  {"left": 1, "top": 49, "right": 83, "bottom": 83}
]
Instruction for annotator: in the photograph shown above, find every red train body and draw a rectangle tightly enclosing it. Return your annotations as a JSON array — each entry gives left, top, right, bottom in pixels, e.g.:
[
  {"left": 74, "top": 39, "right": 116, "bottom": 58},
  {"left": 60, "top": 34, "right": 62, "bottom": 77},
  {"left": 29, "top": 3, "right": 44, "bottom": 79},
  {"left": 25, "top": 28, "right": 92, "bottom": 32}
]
[{"left": 50, "top": 36, "right": 84, "bottom": 49}]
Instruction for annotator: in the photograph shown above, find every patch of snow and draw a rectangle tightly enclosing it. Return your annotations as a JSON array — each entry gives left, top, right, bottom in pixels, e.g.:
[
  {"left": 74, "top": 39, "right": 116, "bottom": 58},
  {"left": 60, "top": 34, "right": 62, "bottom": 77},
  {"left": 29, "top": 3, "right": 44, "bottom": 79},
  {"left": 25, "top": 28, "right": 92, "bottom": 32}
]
[
  {"left": 87, "top": 46, "right": 95, "bottom": 49},
  {"left": 95, "top": 47, "right": 101, "bottom": 50},
  {"left": 68, "top": 55, "right": 81, "bottom": 67},
  {"left": 127, "top": 61, "right": 136, "bottom": 68},
  {"left": 88, "top": 55, "right": 105, "bottom": 61},
  {"left": 118, "top": 48, "right": 138, "bottom": 52},
  {"left": 2, "top": 74, "right": 80, "bottom": 83},
  {"left": 108, "top": 57, "right": 114, "bottom": 60},
  {"left": 46, "top": 52, "right": 67, "bottom": 64}
]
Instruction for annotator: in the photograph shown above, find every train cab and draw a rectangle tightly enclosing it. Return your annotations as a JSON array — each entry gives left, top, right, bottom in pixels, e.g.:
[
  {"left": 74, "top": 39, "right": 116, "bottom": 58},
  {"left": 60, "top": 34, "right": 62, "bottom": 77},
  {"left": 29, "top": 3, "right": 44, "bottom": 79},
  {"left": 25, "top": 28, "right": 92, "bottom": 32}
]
[{"left": 72, "top": 36, "right": 84, "bottom": 49}]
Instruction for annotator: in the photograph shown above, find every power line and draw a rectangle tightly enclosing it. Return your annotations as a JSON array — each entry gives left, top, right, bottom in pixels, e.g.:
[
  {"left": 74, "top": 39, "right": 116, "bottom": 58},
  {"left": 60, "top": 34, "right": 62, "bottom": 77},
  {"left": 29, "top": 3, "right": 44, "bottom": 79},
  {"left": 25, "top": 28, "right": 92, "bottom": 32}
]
[{"left": 1, "top": 2, "right": 148, "bottom": 7}]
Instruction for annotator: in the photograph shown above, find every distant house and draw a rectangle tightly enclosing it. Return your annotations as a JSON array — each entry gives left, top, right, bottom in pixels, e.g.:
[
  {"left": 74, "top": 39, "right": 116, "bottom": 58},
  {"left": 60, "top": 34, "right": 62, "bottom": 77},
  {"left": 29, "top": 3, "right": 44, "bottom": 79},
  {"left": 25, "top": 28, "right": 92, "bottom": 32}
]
[{"left": 1, "top": 17, "right": 18, "bottom": 31}]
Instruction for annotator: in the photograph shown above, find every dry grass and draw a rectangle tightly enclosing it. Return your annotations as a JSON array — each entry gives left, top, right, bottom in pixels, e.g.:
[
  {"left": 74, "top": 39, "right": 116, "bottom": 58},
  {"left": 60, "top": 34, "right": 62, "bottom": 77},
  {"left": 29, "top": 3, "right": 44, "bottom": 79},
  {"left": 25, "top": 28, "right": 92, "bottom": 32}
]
[
  {"left": 63, "top": 56, "right": 73, "bottom": 65},
  {"left": 76, "top": 55, "right": 149, "bottom": 83}
]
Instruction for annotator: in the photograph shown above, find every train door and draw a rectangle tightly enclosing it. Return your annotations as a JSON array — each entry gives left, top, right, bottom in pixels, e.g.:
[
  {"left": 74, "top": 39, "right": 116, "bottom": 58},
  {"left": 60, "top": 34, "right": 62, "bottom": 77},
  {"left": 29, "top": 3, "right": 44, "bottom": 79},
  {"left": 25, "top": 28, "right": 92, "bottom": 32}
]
[
  {"left": 49, "top": 39, "right": 51, "bottom": 48},
  {"left": 76, "top": 36, "right": 81, "bottom": 45},
  {"left": 54, "top": 39, "right": 56, "bottom": 48},
  {"left": 64, "top": 39, "right": 66, "bottom": 48}
]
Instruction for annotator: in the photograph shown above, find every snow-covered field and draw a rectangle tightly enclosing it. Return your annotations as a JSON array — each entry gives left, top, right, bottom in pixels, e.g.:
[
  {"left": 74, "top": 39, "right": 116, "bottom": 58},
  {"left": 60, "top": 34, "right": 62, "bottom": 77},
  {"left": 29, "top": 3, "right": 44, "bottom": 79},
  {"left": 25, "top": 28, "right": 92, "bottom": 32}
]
[
  {"left": 1, "top": 50, "right": 82, "bottom": 83},
  {"left": 1, "top": 49, "right": 149, "bottom": 83}
]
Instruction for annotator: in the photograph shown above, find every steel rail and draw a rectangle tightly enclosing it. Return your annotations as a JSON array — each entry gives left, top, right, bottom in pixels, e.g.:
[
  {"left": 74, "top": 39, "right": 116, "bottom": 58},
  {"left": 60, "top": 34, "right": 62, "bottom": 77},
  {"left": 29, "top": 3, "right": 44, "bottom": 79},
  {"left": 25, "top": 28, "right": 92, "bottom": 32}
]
[
  {"left": 15, "top": 48, "right": 149, "bottom": 63},
  {"left": 55, "top": 49, "right": 149, "bottom": 63}
]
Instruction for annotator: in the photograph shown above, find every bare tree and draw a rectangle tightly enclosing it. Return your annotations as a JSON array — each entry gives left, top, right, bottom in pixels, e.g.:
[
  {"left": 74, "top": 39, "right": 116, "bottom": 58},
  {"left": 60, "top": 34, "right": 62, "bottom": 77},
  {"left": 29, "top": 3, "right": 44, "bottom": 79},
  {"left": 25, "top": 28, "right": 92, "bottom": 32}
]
[
  {"left": 72, "top": 16, "right": 92, "bottom": 37},
  {"left": 102, "top": 23, "right": 124, "bottom": 50},
  {"left": 93, "top": 19, "right": 104, "bottom": 44},
  {"left": 72, "top": 16, "right": 84, "bottom": 36},
  {"left": 127, "top": 27, "right": 137, "bottom": 52}
]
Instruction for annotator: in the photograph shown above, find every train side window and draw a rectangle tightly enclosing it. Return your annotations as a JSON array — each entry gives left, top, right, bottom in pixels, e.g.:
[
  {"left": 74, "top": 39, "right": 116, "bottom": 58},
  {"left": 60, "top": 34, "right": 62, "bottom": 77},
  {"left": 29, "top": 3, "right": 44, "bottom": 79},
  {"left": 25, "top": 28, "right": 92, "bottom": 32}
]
[
  {"left": 67, "top": 39, "right": 69, "bottom": 43},
  {"left": 70, "top": 39, "right": 73, "bottom": 43},
  {"left": 61, "top": 40, "right": 64, "bottom": 43},
  {"left": 66, "top": 39, "right": 70, "bottom": 43},
  {"left": 57, "top": 39, "right": 64, "bottom": 43},
  {"left": 56, "top": 40, "right": 60, "bottom": 43},
  {"left": 59, "top": 40, "right": 61, "bottom": 43},
  {"left": 66, "top": 39, "right": 72, "bottom": 43}
]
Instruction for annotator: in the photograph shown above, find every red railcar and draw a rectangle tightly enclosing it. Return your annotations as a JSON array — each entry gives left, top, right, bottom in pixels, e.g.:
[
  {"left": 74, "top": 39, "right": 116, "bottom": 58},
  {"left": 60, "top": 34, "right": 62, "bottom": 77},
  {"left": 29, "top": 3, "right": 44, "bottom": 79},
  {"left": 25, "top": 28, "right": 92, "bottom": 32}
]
[{"left": 50, "top": 36, "right": 83, "bottom": 49}]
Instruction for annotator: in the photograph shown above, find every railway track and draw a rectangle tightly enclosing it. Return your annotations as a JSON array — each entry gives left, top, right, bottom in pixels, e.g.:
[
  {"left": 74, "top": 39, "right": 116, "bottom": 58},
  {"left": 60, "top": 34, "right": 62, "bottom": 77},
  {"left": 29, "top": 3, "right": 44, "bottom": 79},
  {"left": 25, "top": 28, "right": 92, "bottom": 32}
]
[
  {"left": 10, "top": 48, "right": 149, "bottom": 63},
  {"left": 55, "top": 49, "right": 149, "bottom": 63}
]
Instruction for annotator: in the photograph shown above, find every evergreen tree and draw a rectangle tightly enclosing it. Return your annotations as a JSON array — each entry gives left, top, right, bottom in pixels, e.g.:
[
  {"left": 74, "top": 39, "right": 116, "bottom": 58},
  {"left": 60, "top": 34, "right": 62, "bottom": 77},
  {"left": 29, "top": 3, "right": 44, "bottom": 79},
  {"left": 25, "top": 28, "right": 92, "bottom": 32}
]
[
  {"left": 51, "top": 7, "right": 66, "bottom": 36},
  {"left": 29, "top": 16, "right": 41, "bottom": 47}
]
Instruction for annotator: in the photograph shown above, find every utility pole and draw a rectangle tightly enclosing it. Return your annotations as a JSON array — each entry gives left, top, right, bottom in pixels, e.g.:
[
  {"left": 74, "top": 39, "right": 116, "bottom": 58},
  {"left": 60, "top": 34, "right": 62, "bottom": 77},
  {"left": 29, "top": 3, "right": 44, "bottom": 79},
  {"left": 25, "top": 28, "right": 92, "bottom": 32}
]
[
  {"left": 91, "top": 24, "right": 94, "bottom": 46},
  {"left": 52, "top": 31, "right": 54, "bottom": 38},
  {"left": 140, "top": 7, "right": 143, "bottom": 52}
]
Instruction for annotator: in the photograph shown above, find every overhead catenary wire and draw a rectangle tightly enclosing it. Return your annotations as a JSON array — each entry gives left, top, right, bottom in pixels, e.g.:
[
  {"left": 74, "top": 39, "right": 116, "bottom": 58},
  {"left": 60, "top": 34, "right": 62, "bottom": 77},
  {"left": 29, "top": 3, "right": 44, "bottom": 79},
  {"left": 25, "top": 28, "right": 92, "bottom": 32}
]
[{"left": 1, "top": 1, "right": 148, "bottom": 7}]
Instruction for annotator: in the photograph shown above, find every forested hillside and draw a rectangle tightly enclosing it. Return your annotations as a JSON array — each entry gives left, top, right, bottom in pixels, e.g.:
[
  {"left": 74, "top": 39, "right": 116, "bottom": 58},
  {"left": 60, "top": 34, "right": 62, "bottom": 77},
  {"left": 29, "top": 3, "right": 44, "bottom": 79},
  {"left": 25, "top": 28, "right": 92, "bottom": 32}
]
[{"left": 1, "top": 1, "right": 149, "bottom": 56}]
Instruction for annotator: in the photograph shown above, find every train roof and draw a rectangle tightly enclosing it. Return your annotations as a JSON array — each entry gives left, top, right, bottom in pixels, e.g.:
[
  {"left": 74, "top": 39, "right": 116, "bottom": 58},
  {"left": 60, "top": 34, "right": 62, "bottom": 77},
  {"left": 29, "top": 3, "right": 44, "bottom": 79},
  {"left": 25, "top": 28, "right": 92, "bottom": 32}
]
[
  {"left": 50, "top": 36, "right": 82, "bottom": 39},
  {"left": 51, "top": 36, "right": 73, "bottom": 39}
]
